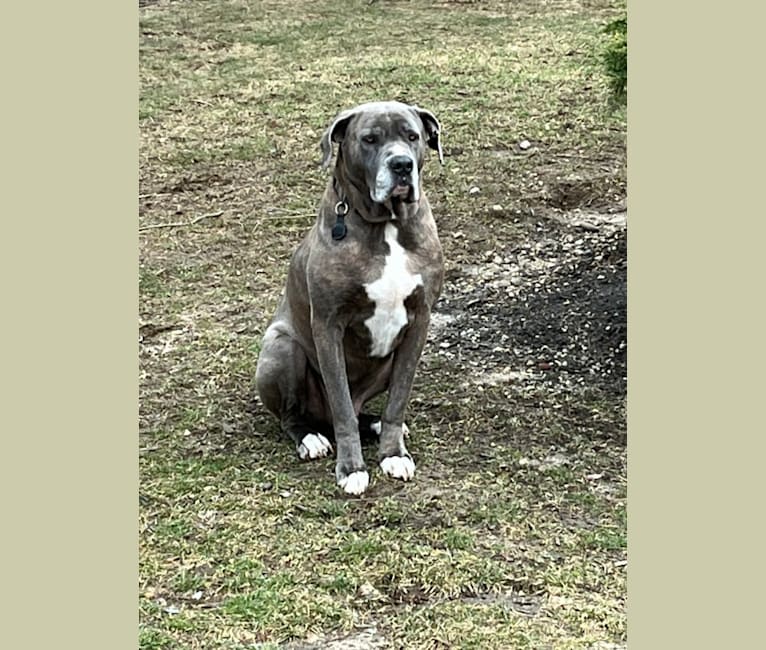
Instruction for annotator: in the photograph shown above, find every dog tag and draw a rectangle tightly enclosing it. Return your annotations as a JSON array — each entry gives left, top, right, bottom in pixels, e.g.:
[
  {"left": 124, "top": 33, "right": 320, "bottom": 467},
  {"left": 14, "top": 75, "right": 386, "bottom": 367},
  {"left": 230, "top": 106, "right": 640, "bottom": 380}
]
[{"left": 331, "top": 216, "right": 347, "bottom": 240}]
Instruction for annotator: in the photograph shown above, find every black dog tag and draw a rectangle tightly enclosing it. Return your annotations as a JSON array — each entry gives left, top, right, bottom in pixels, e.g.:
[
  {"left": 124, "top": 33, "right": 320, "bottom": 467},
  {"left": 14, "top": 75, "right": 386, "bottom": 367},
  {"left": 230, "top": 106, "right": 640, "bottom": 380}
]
[{"left": 331, "top": 217, "right": 347, "bottom": 241}]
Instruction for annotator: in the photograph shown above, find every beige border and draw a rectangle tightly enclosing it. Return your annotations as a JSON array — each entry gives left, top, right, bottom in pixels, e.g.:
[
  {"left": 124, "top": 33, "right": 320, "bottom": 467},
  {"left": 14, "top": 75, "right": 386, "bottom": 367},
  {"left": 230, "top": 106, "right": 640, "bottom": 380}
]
[
  {"left": 629, "top": 1, "right": 763, "bottom": 647},
  {"left": 3, "top": 2, "right": 137, "bottom": 648}
]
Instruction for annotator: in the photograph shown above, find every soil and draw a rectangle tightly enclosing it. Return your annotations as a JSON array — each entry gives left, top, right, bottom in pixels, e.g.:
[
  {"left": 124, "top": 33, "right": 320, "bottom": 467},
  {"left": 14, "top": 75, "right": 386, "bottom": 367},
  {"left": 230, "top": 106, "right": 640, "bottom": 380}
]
[{"left": 430, "top": 209, "right": 626, "bottom": 397}]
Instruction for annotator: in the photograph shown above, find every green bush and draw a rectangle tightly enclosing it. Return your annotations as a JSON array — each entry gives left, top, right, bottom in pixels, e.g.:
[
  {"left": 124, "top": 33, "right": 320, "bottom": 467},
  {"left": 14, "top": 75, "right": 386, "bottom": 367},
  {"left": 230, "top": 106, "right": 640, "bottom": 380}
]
[{"left": 603, "top": 17, "right": 627, "bottom": 101}]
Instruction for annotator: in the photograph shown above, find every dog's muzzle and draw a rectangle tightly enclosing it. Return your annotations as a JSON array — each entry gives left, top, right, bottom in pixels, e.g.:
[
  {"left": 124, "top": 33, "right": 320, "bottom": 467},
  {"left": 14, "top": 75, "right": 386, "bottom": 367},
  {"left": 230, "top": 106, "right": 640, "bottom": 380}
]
[
  {"left": 389, "top": 155, "right": 413, "bottom": 197},
  {"left": 373, "top": 150, "right": 419, "bottom": 203}
]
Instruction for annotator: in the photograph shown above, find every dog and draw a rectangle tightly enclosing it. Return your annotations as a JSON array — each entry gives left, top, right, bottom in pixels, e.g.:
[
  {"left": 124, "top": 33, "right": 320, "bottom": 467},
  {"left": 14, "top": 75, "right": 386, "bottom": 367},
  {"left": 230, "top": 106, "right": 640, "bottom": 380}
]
[{"left": 255, "top": 101, "right": 444, "bottom": 495}]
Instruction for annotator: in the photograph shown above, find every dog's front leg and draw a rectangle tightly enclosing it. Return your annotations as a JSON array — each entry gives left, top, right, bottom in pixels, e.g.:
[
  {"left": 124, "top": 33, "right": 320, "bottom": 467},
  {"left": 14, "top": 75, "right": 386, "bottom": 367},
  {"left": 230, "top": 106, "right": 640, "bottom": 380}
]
[
  {"left": 312, "top": 317, "right": 369, "bottom": 495},
  {"left": 378, "top": 313, "right": 430, "bottom": 482}
]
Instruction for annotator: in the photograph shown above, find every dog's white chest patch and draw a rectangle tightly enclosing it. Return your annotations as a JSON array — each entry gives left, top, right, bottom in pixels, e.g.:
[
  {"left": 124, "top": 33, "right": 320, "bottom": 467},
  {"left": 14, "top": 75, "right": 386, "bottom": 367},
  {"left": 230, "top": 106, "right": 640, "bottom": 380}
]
[{"left": 364, "top": 223, "right": 423, "bottom": 357}]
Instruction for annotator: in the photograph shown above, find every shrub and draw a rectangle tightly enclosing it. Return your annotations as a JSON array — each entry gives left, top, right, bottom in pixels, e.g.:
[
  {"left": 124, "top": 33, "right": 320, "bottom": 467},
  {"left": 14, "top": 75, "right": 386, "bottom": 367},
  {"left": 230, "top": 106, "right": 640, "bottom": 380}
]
[{"left": 603, "top": 17, "right": 627, "bottom": 101}]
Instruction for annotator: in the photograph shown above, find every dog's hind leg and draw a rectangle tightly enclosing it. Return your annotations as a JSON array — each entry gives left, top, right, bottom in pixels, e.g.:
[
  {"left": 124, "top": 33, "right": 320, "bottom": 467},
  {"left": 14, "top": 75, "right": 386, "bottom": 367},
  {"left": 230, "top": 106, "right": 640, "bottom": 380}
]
[
  {"left": 359, "top": 413, "right": 409, "bottom": 440},
  {"left": 358, "top": 413, "right": 381, "bottom": 440},
  {"left": 255, "top": 322, "right": 333, "bottom": 460}
]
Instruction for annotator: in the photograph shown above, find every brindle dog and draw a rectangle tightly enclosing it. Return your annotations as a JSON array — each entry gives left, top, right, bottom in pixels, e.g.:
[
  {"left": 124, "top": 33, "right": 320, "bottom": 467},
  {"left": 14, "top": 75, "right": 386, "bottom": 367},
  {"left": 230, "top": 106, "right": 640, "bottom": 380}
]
[{"left": 255, "top": 101, "right": 444, "bottom": 495}]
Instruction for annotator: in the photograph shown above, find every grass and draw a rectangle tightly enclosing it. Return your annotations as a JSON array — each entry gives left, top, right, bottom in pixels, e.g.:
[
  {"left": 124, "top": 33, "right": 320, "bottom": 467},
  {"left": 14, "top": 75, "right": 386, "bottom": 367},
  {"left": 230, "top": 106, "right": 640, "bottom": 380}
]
[{"left": 140, "top": 1, "right": 626, "bottom": 648}]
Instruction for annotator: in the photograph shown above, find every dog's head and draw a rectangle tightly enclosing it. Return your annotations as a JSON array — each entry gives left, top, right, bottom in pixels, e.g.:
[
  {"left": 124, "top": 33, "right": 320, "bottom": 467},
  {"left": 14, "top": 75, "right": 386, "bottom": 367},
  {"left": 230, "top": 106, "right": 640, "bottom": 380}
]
[{"left": 320, "top": 101, "right": 443, "bottom": 206}]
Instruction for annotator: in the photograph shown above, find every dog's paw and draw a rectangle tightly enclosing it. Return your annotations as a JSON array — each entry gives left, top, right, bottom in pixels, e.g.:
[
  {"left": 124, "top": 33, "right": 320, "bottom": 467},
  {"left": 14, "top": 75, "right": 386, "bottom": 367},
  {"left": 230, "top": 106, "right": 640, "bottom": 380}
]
[
  {"left": 297, "top": 433, "right": 333, "bottom": 460},
  {"left": 370, "top": 421, "right": 410, "bottom": 437},
  {"left": 337, "top": 470, "right": 370, "bottom": 496},
  {"left": 380, "top": 455, "right": 416, "bottom": 481}
]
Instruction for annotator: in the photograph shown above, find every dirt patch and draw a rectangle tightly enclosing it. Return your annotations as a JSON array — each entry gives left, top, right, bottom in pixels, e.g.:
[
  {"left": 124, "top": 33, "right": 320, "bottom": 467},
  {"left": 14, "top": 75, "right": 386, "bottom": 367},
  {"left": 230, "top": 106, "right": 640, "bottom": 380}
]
[
  {"left": 287, "top": 627, "right": 387, "bottom": 650},
  {"left": 461, "top": 590, "right": 545, "bottom": 617},
  {"left": 544, "top": 173, "right": 622, "bottom": 211},
  {"left": 429, "top": 210, "right": 626, "bottom": 396}
]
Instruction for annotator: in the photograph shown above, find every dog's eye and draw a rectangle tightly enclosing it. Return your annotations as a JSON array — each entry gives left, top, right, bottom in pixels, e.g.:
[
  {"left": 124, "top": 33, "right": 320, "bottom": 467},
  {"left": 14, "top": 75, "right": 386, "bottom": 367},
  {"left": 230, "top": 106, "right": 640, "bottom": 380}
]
[
  {"left": 408, "top": 133, "right": 419, "bottom": 142},
  {"left": 362, "top": 134, "right": 377, "bottom": 145}
]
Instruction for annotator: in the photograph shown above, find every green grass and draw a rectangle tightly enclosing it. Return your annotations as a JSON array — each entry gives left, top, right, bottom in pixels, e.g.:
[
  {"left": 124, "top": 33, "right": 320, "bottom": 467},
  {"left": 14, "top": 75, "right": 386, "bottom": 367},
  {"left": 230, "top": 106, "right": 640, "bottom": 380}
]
[
  {"left": 140, "top": 1, "right": 627, "bottom": 648},
  {"left": 138, "top": 268, "right": 167, "bottom": 298},
  {"left": 139, "top": 627, "right": 173, "bottom": 650}
]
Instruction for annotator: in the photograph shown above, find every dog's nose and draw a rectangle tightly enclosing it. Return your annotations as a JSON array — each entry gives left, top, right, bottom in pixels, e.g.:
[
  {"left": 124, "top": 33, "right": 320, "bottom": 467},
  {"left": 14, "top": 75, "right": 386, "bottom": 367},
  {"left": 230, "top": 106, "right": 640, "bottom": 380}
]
[{"left": 389, "top": 155, "right": 413, "bottom": 175}]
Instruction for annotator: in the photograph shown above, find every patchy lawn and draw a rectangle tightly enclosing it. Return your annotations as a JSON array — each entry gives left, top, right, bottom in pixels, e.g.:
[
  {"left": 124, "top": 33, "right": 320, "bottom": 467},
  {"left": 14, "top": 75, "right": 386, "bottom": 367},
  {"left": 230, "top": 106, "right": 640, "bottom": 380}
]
[{"left": 139, "top": 1, "right": 627, "bottom": 648}]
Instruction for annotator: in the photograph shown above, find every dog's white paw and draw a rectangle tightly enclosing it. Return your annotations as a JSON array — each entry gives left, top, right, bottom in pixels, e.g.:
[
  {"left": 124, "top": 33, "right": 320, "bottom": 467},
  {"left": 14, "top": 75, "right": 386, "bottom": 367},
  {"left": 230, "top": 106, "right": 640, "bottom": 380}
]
[
  {"left": 298, "top": 433, "right": 333, "bottom": 460},
  {"left": 380, "top": 455, "right": 416, "bottom": 481},
  {"left": 338, "top": 470, "right": 370, "bottom": 495},
  {"left": 370, "top": 421, "right": 410, "bottom": 437}
]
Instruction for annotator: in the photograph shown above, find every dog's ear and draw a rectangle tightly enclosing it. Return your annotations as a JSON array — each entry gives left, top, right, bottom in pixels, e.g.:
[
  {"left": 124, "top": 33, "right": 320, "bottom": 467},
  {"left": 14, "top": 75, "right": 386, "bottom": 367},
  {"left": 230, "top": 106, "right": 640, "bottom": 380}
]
[
  {"left": 415, "top": 107, "right": 444, "bottom": 165},
  {"left": 319, "top": 108, "right": 357, "bottom": 169}
]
